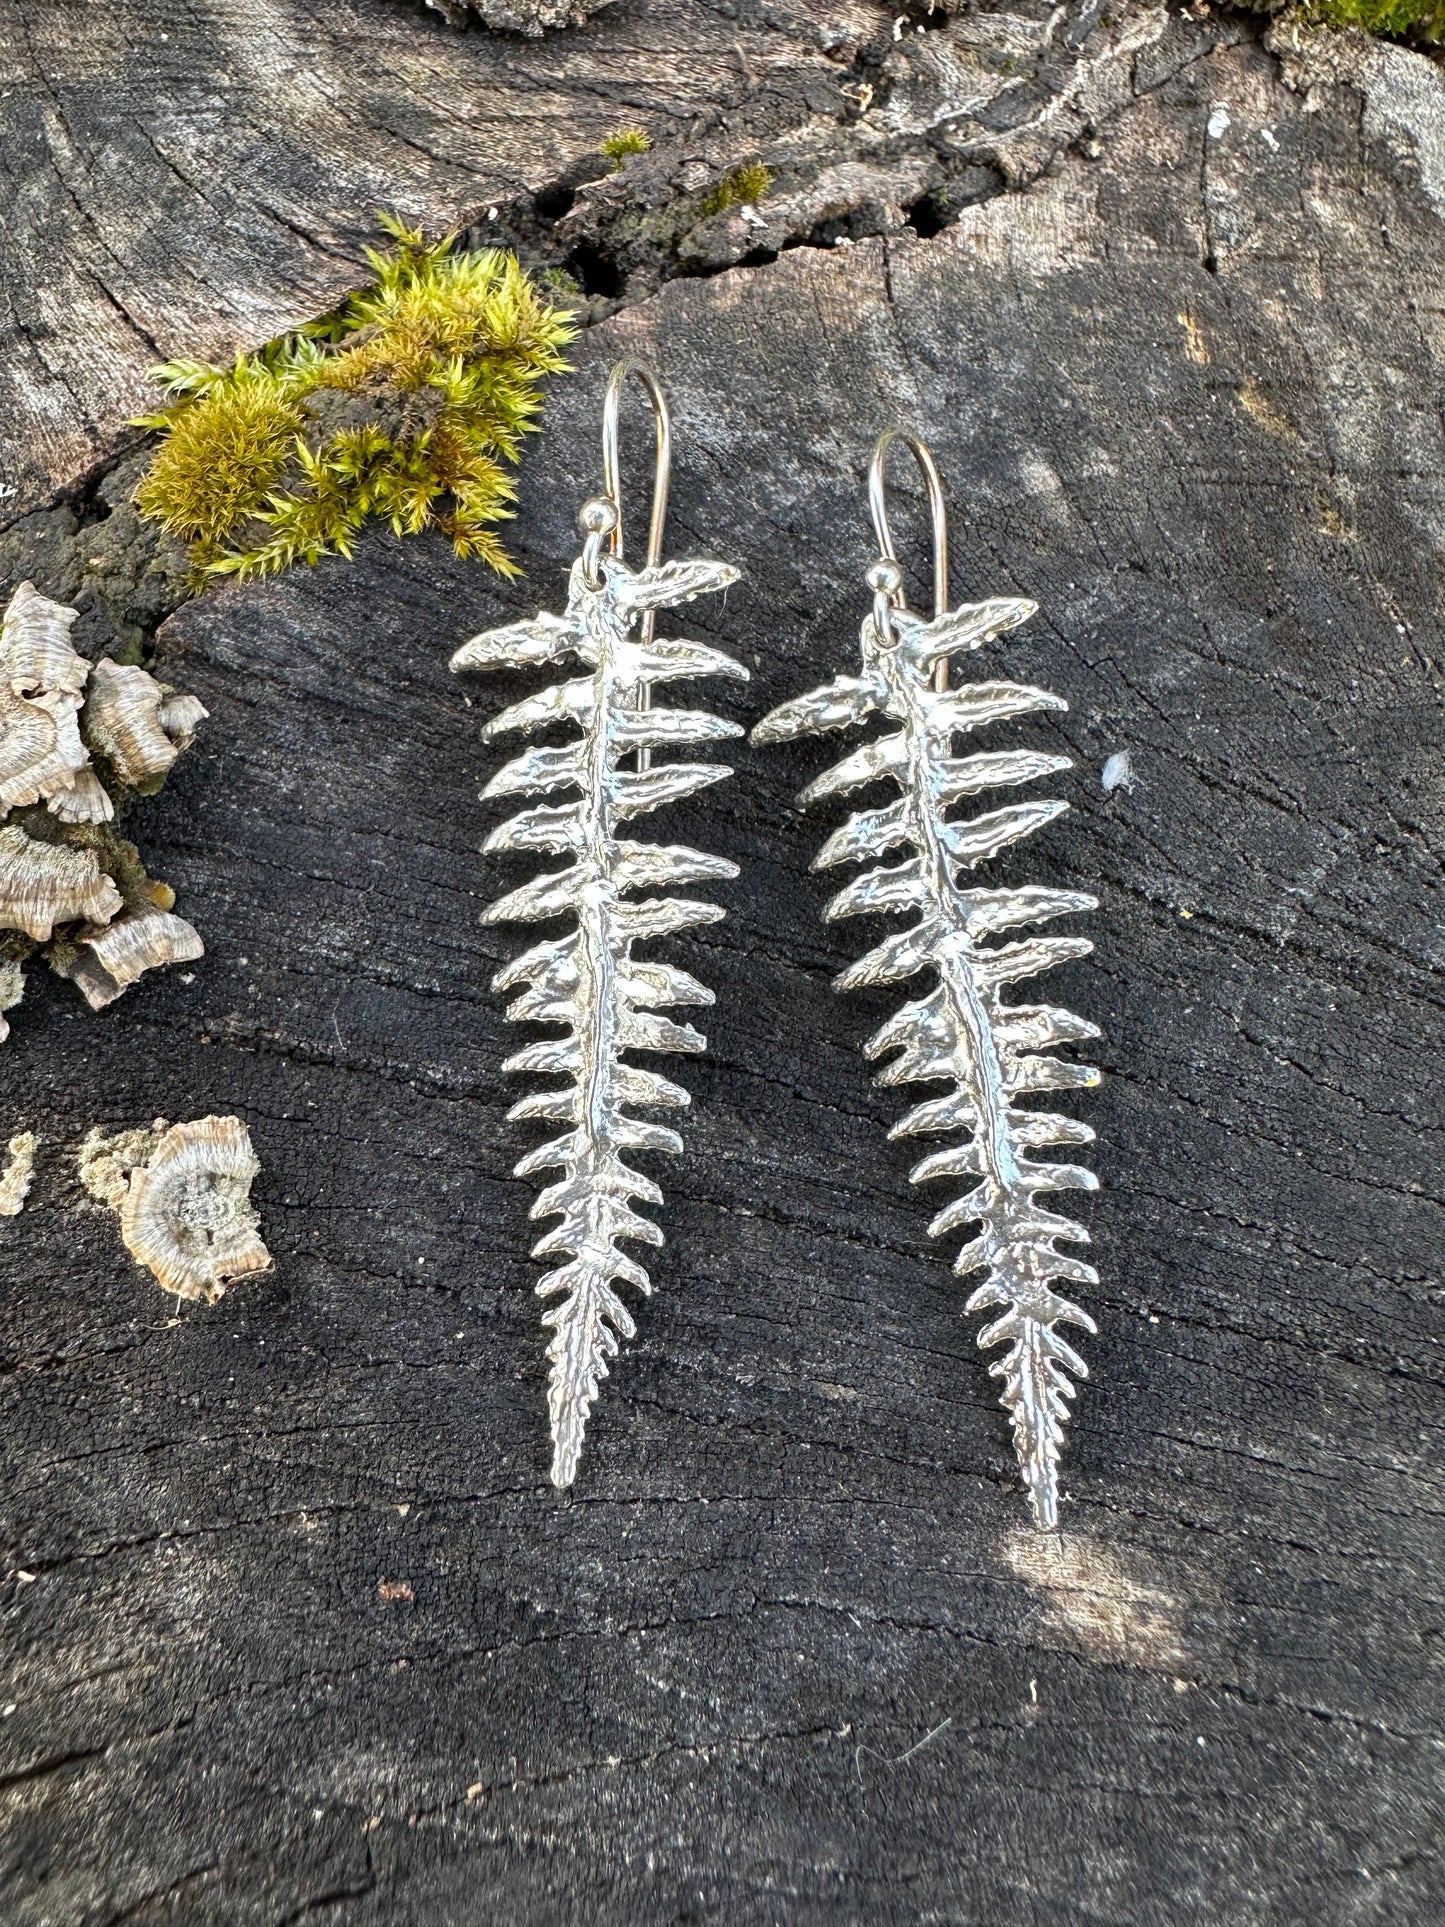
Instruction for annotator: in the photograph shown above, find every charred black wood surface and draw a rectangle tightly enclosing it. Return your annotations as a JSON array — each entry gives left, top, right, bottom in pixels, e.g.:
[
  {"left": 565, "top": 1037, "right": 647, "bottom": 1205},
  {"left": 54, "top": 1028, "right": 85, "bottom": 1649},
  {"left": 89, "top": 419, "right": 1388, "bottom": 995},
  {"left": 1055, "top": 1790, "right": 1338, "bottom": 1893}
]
[{"left": 2, "top": 13, "right": 1443, "bottom": 1926}]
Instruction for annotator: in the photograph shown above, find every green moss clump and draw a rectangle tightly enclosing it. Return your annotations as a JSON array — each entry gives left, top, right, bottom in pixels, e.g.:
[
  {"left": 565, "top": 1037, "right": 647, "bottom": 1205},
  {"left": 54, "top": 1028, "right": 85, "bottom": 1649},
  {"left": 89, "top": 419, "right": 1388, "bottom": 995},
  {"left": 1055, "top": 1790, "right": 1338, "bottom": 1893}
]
[
  {"left": 134, "top": 215, "right": 576, "bottom": 582},
  {"left": 601, "top": 126, "right": 652, "bottom": 168},
  {"left": 700, "top": 163, "right": 773, "bottom": 218},
  {"left": 1306, "top": 0, "right": 1445, "bottom": 37}
]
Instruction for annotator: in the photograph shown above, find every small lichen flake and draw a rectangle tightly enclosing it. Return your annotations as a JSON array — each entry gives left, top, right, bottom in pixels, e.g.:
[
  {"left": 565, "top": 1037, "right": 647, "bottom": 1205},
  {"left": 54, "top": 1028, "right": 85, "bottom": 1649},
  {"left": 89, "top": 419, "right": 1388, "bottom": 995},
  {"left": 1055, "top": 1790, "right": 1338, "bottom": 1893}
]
[
  {"left": 452, "top": 499, "right": 745, "bottom": 1487},
  {"left": 0, "top": 1132, "right": 37, "bottom": 1216},
  {"left": 79, "top": 1116, "right": 272, "bottom": 1304},
  {"left": 753, "top": 526, "right": 1103, "bottom": 1530},
  {"left": 0, "top": 960, "right": 22, "bottom": 1043}
]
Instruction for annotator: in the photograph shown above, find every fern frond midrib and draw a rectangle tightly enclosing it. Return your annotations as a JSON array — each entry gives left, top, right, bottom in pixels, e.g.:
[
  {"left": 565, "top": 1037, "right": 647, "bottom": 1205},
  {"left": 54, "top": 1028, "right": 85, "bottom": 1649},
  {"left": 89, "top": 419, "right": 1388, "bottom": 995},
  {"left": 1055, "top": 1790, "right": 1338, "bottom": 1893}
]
[
  {"left": 878, "top": 636, "right": 1093, "bottom": 1529},
  {"left": 892, "top": 670, "right": 1030, "bottom": 1259},
  {"left": 573, "top": 640, "right": 626, "bottom": 1163},
  {"left": 463, "top": 550, "right": 743, "bottom": 1490},
  {"left": 535, "top": 607, "right": 668, "bottom": 1485}
]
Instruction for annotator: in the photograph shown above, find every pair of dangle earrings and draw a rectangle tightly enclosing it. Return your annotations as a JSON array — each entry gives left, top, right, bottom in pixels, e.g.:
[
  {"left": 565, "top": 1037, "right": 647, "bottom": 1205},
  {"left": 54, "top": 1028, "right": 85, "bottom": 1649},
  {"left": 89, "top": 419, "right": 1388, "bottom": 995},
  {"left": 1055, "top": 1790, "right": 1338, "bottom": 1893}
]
[{"left": 452, "top": 361, "right": 1103, "bottom": 1531}]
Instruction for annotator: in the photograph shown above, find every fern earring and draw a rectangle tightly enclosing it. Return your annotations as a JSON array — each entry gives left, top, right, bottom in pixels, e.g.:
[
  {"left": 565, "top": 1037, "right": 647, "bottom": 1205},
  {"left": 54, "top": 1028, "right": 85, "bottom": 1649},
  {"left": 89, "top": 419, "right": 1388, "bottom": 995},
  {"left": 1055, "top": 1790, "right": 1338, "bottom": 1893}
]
[
  {"left": 752, "top": 430, "right": 1103, "bottom": 1530},
  {"left": 450, "top": 359, "right": 746, "bottom": 1488}
]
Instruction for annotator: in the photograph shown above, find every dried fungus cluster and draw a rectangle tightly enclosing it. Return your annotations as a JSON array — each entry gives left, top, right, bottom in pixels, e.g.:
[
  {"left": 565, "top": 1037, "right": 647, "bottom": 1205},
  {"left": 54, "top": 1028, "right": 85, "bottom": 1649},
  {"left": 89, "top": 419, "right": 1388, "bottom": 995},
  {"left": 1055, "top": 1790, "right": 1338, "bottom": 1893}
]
[
  {"left": 0, "top": 580, "right": 206, "bottom": 1039},
  {"left": 79, "top": 1115, "right": 271, "bottom": 1303}
]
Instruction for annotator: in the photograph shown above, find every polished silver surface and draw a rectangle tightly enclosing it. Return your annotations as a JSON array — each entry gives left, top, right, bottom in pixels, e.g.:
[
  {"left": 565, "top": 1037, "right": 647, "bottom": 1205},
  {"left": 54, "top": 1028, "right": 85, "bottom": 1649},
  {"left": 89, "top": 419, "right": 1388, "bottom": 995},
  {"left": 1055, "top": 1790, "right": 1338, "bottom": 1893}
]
[
  {"left": 753, "top": 436, "right": 1102, "bottom": 1530},
  {"left": 868, "top": 427, "right": 949, "bottom": 689},
  {"left": 451, "top": 364, "right": 744, "bottom": 1487}
]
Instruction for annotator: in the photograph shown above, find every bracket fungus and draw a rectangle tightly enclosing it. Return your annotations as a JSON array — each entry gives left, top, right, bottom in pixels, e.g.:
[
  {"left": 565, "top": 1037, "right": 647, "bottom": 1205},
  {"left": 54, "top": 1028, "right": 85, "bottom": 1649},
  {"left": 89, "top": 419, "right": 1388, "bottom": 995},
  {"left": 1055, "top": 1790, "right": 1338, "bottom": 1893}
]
[
  {"left": 0, "top": 824, "right": 122, "bottom": 940},
  {"left": 0, "top": 580, "right": 207, "bottom": 1037},
  {"left": 79, "top": 1116, "right": 272, "bottom": 1304},
  {"left": 62, "top": 909, "right": 205, "bottom": 1011},
  {"left": 82, "top": 658, "right": 207, "bottom": 793}
]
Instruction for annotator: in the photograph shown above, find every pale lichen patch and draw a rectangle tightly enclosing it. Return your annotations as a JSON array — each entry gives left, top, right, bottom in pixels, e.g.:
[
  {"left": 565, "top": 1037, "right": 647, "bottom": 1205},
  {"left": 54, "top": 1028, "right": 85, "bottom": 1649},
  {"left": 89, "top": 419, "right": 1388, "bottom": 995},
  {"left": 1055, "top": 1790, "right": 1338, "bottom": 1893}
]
[
  {"left": 78, "top": 1119, "right": 169, "bottom": 1209},
  {"left": 1004, "top": 1527, "right": 1188, "bottom": 1672},
  {"left": 0, "top": 1133, "right": 37, "bottom": 1216}
]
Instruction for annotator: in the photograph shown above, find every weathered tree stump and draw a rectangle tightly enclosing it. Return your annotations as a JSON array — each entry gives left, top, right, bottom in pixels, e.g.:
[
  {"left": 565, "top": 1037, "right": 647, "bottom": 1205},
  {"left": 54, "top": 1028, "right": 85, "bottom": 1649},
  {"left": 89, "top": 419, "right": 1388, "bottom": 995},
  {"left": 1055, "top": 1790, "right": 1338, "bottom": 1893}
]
[{"left": 1, "top": 4, "right": 1442, "bottom": 1922}]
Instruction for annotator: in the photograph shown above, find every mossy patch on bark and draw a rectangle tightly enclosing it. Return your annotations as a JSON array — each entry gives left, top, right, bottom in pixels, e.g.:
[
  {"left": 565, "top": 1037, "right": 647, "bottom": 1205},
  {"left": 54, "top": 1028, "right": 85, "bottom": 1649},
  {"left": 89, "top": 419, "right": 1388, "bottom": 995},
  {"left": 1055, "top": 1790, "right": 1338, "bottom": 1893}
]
[
  {"left": 133, "top": 216, "right": 575, "bottom": 585},
  {"left": 600, "top": 126, "right": 651, "bottom": 168},
  {"left": 1307, "top": 0, "right": 1445, "bottom": 41},
  {"left": 698, "top": 163, "right": 773, "bottom": 218}
]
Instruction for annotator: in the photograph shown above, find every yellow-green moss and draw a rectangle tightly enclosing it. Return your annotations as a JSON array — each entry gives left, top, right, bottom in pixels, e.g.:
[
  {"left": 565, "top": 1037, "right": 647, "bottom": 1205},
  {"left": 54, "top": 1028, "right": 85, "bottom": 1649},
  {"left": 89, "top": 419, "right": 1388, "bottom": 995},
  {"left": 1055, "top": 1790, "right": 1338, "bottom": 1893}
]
[
  {"left": 601, "top": 126, "right": 651, "bottom": 168},
  {"left": 700, "top": 163, "right": 773, "bottom": 219},
  {"left": 134, "top": 215, "right": 576, "bottom": 583},
  {"left": 1306, "top": 0, "right": 1445, "bottom": 37}
]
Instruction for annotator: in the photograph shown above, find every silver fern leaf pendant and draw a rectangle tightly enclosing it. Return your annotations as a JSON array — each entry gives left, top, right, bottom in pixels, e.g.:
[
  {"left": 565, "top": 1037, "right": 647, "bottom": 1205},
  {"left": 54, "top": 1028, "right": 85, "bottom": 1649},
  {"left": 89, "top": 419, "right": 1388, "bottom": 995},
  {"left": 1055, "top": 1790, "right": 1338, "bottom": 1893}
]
[
  {"left": 451, "top": 361, "right": 745, "bottom": 1487},
  {"left": 753, "top": 431, "right": 1102, "bottom": 1529}
]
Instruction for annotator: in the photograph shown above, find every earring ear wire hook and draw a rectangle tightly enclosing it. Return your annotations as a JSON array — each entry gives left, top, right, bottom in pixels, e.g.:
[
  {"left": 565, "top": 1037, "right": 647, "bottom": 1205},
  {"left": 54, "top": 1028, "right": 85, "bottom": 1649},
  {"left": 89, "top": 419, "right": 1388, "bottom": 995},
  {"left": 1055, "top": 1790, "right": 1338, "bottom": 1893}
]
[
  {"left": 601, "top": 358, "right": 672, "bottom": 576},
  {"left": 868, "top": 427, "right": 950, "bottom": 691},
  {"left": 594, "top": 358, "right": 673, "bottom": 771}
]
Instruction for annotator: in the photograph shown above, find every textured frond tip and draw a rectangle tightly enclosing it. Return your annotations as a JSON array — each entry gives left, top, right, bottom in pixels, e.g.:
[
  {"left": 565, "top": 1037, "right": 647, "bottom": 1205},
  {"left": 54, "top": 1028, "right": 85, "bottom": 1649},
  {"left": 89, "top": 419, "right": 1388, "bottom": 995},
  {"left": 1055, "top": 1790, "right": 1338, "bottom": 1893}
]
[
  {"left": 456, "top": 546, "right": 744, "bottom": 1486},
  {"left": 752, "top": 591, "right": 1102, "bottom": 1528}
]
